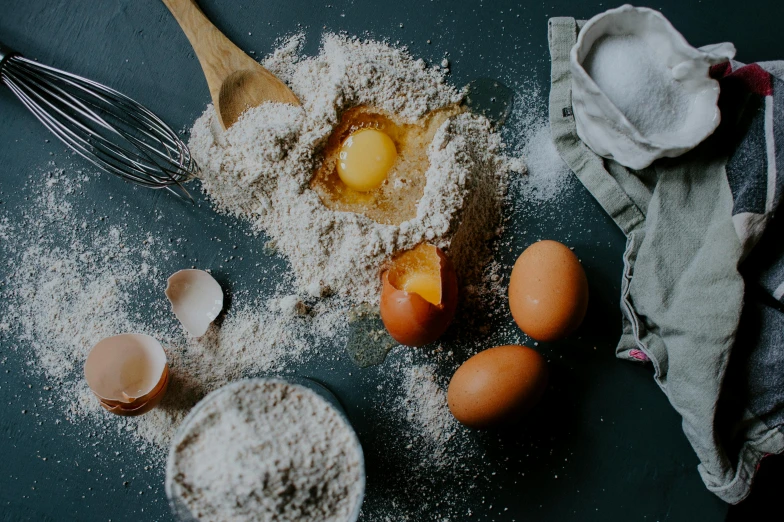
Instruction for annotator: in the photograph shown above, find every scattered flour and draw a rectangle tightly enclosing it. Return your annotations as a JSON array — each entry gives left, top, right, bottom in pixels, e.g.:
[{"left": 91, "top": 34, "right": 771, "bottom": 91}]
[
  {"left": 397, "top": 364, "right": 460, "bottom": 467},
  {"left": 168, "top": 380, "right": 363, "bottom": 522},
  {"left": 359, "top": 356, "right": 485, "bottom": 521},
  {"left": 1, "top": 170, "right": 349, "bottom": 453},
  {"left": 189, "top": 34, "right": 514, "bottom": 304}
]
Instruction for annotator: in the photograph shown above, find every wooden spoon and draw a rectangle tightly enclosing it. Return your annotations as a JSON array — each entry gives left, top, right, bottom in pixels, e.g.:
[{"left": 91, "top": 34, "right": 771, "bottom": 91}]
[{"left": 162, "top": 0, "right": 299, "bottom": 130}]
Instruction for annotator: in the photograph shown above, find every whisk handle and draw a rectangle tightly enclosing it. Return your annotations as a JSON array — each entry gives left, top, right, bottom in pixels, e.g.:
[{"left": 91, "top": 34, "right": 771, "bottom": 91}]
[{"left": 0, "top": 41, "right": 18, "bottom": 71}]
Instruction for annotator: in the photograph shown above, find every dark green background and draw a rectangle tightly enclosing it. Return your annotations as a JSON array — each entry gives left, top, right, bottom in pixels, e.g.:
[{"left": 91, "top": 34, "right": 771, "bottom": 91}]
[{"left": 1, "top": 0, "right": 782, "bottom": 520}]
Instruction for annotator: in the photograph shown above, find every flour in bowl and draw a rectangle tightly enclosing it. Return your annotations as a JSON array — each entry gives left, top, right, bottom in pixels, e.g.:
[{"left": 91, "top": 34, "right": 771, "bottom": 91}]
[{"left": 167, "top": 379, "right": 363, "bottom": 522}]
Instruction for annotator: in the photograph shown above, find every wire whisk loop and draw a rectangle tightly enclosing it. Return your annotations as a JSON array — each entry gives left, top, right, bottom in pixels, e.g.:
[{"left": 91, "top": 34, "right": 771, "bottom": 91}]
[{"left": 0, "top": 43, "right": 197, "bottom": 200}]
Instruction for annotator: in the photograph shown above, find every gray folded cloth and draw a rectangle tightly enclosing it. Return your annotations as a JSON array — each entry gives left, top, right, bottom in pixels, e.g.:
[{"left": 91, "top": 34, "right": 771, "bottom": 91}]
[{"left": 548, "top": 17, "right": 784, "bottom": 504}]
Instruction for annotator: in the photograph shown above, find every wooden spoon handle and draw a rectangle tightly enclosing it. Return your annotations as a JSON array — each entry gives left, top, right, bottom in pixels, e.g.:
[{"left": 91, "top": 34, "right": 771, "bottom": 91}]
[{"left": 162, "top": 0, "right": 249, "bottom": 93}]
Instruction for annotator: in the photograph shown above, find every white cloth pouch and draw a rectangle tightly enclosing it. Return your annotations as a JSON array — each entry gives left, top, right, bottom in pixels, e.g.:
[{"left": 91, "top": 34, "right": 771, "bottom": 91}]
[{"left": 570, "top": 4, "right": 736, "bottom": 170}]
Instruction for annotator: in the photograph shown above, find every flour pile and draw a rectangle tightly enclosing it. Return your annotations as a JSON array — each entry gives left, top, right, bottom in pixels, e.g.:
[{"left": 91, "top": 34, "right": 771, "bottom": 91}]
[
  {"left": 168, "top": 380, "right": 363, "bottom": 522},
  {"left": 189, "top": 34, "right": 514, "bottom": 303}
]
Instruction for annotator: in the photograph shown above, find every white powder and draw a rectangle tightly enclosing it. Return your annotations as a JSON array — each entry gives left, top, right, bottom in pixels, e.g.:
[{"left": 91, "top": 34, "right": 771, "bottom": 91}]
[
  {"left": 168, "top": 380, "right": 363, "bottom": 522},
  {"left": 503, "top": 90, "right": 573, "bottom": 205},
  {"left": 189, "top": 34, "right": 513, "bottom": 304},
  {"left": 516, "top": 118, "right": 571, "bottom": 203},
  {"left": 583, "top": 35, "right": 689, "bottom": 135}
]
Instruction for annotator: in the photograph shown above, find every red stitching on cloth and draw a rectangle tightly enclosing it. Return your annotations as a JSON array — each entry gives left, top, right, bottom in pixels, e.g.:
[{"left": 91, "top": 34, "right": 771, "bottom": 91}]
[{"left": 629, "top": 349, "right": 650, "bottom": 361}]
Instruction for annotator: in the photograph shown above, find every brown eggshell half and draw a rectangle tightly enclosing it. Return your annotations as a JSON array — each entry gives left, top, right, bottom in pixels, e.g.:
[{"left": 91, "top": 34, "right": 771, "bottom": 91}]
[
  {"left": 508, "top": 240, "right": 589, "bottom": 341},
  {"left": 447, "top": 345, "right": 548, "bottom": 429},
  {"left": 379, "top": 246, "right": 458, "bottom": 347},
  {"left": 85, "top": 333, "right": 170, "bottom": 416},
  {"left": 99, "top": 365, "right": 170, "bottom": 417}
]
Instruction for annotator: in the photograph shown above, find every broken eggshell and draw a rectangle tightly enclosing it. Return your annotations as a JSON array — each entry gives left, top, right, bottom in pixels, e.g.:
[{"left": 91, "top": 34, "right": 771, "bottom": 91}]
[
  {"left": 379, "top": 244, "right": 458, "bottom": 347},
  {"left": 84, "top": 333, "right": 169, "bottom": 417},
  {"left": 165, "top": 269, "right": 223, "bottom": 337}
]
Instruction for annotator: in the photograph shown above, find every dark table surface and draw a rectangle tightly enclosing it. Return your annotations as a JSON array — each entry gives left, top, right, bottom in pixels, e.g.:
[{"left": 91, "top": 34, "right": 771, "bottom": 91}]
[{"left": 1, "top": 1, "right": 783, "bottom": 521}]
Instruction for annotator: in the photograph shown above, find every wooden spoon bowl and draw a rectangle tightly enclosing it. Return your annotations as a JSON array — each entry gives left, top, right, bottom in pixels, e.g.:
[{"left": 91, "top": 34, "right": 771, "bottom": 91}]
[{"left": 162, "top": 0, "right": 299, "bottom": 129}]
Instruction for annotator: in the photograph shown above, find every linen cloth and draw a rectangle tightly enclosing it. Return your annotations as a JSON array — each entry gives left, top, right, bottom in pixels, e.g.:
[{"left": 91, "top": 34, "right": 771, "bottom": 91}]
[{"left": 548, "top": 16, "right": 784, "bottom": 503}]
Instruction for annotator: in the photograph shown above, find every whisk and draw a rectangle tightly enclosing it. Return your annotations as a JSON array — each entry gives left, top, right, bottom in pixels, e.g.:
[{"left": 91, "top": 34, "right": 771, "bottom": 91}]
[{"left": 0, "top": 42, "right": 197, "bottom": 200}]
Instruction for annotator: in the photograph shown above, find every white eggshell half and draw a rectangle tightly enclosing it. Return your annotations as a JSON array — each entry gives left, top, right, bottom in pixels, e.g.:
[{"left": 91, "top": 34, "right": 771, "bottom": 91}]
[
  {"left": 165, "top": 269, "right": 223, "bottom": 337},
  {"left": 84, "top": 333, "right": 168, "bottom": 403}
]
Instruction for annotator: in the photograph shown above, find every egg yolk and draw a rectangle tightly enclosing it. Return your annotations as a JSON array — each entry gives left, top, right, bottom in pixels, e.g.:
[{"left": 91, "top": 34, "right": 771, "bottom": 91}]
[
  {"left": 400, "top": 272, "right": 442, "bottom": 305},
  {"left": 337, "top": 128, "right": 397, "bottom": 192},
  {"left": 387, "top": 244, "right": 444, "bottom": 305}
]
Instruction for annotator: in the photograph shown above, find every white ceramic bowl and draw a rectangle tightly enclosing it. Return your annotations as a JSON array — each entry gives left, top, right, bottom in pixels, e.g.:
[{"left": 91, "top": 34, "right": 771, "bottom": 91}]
[{"left": 569, "top": 4, "right": 735, "bottom": 169}]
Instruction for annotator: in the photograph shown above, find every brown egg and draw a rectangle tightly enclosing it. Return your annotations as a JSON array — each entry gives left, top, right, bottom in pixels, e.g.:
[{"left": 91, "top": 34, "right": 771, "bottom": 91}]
[
  {"left": 379, "top": 243, "right": 458, "bottom": 347},
  {"left": 447, "top": 345, "right": 548, "bottom": 429},
  {"left": 508, "top": 240, "right": 588, "bottom": 341}
]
